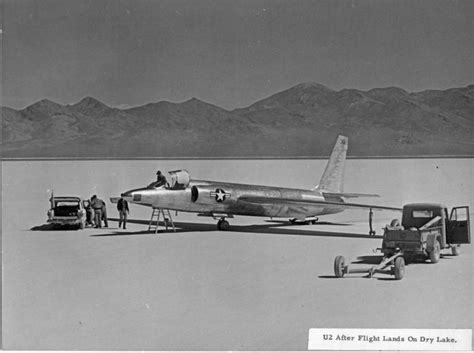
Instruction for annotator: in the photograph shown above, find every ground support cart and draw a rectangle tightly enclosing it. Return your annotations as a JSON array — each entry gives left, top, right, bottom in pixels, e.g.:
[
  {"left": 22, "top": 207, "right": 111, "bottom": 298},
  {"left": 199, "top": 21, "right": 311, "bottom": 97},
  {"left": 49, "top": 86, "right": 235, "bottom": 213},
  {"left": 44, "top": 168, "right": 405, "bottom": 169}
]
[{"left": 334, "top": 251, "right": 406, "bottom": 280}]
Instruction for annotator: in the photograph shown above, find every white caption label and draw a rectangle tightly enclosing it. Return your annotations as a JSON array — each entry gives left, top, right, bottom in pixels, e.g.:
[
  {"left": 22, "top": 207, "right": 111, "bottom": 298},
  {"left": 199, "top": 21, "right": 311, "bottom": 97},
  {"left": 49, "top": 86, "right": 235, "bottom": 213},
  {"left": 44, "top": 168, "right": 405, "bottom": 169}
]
[{"left": 308, "top": 328, "right": 472, "bottom": 350}]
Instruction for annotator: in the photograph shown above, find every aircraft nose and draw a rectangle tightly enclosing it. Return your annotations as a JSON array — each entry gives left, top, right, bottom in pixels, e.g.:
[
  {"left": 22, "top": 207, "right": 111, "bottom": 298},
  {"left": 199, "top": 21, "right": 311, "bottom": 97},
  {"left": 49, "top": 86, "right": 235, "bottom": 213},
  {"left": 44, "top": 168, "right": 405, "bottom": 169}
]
[{"left": 120, "top": 188, "right": 144, "bottom": 202}]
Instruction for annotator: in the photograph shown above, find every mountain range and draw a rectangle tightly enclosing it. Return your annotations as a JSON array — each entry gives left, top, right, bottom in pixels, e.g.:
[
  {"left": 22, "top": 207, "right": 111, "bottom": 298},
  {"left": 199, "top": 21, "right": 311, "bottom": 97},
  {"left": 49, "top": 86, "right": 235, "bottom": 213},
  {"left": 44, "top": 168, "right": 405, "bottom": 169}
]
[{"left": 2, "top": 82, "right": 473, "bottom": 158}]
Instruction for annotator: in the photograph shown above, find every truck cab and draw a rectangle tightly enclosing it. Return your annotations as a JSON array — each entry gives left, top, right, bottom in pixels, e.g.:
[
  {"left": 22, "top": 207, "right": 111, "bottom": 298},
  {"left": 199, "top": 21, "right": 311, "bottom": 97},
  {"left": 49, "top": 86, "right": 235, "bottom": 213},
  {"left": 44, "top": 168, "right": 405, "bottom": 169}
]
[{"left": 383, "top": 203, "right": 470, "bottom": 262}]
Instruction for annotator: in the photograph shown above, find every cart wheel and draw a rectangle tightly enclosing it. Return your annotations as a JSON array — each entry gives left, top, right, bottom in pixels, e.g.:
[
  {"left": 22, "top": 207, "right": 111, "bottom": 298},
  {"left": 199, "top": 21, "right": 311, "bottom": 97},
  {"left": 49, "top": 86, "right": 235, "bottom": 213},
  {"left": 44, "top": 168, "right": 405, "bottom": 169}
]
[
  {"left": 334, "top": 255, "right": 346, "bottom": 278},
  {"left": 451, "top": 245, "right": 460, "bottom": 256},
  {"left": 393, "top": 257, "right": 405, "bottom": 280},
  {"left": 429, "top": 240, "right": 441, "bottom": 263}
]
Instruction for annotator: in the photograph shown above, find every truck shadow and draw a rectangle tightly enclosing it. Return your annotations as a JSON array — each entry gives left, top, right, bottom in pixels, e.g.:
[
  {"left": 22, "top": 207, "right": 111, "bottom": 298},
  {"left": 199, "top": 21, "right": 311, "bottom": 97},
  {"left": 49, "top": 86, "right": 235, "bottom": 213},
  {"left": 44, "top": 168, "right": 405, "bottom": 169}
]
[
  {"left": 31, "top": 223, "right": 84, "bottom": 231},
  {"left": 89, "top": 218, "right": 383, "bottom": 239}
]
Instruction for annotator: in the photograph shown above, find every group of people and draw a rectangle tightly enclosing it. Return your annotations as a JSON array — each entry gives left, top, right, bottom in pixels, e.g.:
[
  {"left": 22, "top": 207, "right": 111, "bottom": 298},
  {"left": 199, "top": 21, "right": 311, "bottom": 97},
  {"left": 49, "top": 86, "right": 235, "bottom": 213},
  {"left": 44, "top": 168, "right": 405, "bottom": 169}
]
[
  {"left": 83, "top": 195, "right": 129, "bottom": 229},
  {"left": 83, "top": 170, "right": 163, "bottom": 230},
  {"left": 84, "top": 195, "right": 109, "bottom": 228}
]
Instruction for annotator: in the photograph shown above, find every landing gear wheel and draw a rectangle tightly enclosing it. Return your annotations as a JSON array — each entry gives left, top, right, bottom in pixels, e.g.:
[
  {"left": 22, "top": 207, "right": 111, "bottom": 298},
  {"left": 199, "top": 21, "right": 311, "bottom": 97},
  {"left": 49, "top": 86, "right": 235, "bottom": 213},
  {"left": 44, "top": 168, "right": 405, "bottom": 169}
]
[
  {"left": 334, "top": 255, "right": 346, "bottom": 278},
  {"left": 79, "top": 221, "right": 85, "bottom": 230},
  {"left": 451, "top": 245, "right": 460, "bottom": 256},
  {"left": 217, "top": 219, "right": 230, "bottom": 231},
  {"left": 393, "top": 257, "right": 405, "bottom": 280},
  {"left": 369, "top": 230, "right": 376, "bottom": 236},
  {"left": 429, "top": 240, "right": 441, "bottom": 263}
]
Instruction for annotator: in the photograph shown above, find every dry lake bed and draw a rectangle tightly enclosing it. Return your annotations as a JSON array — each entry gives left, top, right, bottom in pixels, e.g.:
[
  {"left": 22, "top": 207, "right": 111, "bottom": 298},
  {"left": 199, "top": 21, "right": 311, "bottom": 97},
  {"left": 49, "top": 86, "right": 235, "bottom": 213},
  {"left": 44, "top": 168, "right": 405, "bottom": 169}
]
[{"left": 2, "top": 158, "right": 473, "bottom": 350}]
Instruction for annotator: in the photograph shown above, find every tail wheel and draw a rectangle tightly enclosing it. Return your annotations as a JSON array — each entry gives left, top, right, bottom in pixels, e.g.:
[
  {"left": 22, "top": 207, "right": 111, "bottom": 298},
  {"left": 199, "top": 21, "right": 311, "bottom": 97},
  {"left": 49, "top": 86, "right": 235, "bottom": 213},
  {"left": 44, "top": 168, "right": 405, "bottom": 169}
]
[
  {"left": 429, "top": 240, "right": 441, "bottom": 263},
  {"left": 334, "top": 255, "right": 346, "bottom": 278},
  {"left": 393, "top": 257, "right": 405, "bottom": 280}
]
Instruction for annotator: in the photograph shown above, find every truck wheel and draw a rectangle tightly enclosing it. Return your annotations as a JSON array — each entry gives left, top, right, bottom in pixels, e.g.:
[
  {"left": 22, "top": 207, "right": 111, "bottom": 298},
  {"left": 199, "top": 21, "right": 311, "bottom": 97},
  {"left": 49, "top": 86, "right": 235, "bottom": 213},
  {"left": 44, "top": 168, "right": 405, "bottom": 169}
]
[
  {"left": 451, "top": 245, "right": 460, "bottom": 256},
  {"left": 390, "top": 219, "right": 401, "bottom": 228},
  {"left": 403, "top": 253, "right": 414, "bottom": 264},
  {"left": 429, "top": 240, "right": 441, "bottom": 263},
  {"left": 393, "top": 257, "right": 405, "bottom": 280},
  {"left": 334, "top": 255, "right": 346, "bottom": 278}
]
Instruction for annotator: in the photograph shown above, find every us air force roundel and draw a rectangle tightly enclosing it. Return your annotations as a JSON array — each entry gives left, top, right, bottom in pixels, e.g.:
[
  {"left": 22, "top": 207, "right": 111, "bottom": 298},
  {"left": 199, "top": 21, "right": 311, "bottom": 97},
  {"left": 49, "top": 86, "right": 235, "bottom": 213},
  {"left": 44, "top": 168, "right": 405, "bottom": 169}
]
[{"left": 210, "top": 188, "right": 231, "bottom": 202}]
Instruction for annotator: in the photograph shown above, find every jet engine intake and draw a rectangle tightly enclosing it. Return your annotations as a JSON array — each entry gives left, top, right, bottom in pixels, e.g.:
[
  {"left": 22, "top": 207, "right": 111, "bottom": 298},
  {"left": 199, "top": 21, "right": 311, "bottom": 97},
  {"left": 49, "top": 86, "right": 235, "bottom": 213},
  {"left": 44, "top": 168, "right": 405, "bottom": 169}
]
[{"left": 191, "top": 185, "right": 199, "bottom": 202}]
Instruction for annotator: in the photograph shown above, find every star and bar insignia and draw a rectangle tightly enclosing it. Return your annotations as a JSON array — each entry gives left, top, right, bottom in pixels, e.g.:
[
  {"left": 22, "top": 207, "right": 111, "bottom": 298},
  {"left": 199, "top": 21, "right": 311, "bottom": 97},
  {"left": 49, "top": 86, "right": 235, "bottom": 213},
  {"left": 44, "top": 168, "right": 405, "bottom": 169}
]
[{"left": 210, "top": 188, "right": 231, "bottom": 202}]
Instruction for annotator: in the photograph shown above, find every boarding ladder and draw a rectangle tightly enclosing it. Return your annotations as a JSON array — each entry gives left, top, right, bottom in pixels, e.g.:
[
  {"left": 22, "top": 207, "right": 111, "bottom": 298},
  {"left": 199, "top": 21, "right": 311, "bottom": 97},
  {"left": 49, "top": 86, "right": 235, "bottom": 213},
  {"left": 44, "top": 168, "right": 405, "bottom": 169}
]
[{"left": 148, "top": 208, "right": 176, "bottom": 233}]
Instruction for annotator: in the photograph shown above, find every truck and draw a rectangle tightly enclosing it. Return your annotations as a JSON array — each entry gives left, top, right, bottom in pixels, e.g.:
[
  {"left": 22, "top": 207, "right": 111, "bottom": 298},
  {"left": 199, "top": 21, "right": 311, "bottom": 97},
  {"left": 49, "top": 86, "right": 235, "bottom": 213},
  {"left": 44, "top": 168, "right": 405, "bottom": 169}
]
[
  {"left": 333, "top": 203, "right": 470, "bottom": 280},
  {"left": 47, "top": 196, "right": 88, "bottom": 229},
  {"left": 382, "top": 203, "right": 470, "bottom": 263}
]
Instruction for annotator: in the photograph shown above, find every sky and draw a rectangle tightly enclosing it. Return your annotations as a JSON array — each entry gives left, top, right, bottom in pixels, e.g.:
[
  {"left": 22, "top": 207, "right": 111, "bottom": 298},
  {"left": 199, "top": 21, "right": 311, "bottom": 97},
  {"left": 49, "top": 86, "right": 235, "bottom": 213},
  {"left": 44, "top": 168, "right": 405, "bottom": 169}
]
[{"left": 2, "top": 0, "right": 473, "bottom": 110}]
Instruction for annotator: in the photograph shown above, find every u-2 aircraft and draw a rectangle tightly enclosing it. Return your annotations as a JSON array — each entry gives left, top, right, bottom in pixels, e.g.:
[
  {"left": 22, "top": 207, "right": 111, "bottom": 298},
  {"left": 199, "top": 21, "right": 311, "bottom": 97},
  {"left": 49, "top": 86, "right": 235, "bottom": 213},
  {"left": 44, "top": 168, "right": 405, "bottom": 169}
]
[{"left": 120, "top": 135, "right": 401, "bottom": 231}]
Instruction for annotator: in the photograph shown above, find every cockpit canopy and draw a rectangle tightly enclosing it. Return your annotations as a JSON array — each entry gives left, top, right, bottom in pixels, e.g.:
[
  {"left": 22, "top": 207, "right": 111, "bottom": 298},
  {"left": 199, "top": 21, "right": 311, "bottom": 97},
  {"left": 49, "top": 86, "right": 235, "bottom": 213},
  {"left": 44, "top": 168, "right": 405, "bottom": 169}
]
[
  {"left": 146, "top": 169, "right": 191, "bottom": 190},
  {"left": 168, "top": 169, "right": 191, "bottom": 190}
]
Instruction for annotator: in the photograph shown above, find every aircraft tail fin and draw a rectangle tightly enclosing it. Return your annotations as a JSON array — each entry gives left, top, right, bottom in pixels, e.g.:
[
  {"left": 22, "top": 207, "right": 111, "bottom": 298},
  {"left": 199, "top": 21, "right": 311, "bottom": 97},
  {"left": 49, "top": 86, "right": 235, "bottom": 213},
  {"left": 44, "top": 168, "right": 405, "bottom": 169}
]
[{"left": 313, "top": 135, "right": 347, "bottom": 193}]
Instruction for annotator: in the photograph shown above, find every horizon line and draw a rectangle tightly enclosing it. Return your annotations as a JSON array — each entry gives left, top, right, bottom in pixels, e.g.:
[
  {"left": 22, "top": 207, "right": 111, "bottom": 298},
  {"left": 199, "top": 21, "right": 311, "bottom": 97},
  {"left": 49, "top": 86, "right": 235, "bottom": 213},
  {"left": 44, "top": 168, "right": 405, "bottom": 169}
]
[{"left": 2, "top": 155, "right": 473, "bottom": 162}]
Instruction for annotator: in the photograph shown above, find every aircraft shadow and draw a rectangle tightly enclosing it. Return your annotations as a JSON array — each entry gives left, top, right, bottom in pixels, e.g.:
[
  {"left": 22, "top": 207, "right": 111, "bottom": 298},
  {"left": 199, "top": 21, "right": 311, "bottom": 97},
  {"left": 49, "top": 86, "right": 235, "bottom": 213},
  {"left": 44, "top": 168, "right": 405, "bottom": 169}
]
[
  {"left": 92, "top": 217, "right": 383, "bottom": 239},
  {"left": 264, "top": 219, "right": 351, "bottom": 226},
  {"left": 90, "top": 230, "right": 154, "bottom": 237}
]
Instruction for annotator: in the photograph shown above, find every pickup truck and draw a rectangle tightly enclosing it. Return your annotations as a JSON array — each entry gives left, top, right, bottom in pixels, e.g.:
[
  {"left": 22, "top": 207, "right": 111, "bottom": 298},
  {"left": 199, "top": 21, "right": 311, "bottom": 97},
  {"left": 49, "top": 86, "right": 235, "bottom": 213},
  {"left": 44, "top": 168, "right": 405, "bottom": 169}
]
[
  {"left": 47, "top": 196, "right": 87, "bottom": 229},
  {"left": 382, "top": 203, "right": 471, "bottom": 263}
]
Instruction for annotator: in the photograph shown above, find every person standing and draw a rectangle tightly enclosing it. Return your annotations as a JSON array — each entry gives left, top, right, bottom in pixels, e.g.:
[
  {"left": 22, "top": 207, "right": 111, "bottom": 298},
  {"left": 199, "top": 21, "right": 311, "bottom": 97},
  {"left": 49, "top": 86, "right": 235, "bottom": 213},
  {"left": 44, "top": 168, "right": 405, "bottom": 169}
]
[
  {"left": 83, "top": 199, "right": 94, "bottom": 227},
  {"left": 101, "top": 199, "right": 109, "bottom": 227},
  {"left": 90, "top": 195, "right": 104, "bottom": 228},
  {"left": 117, "top": 197, "right": 130, "bottom": 229}
]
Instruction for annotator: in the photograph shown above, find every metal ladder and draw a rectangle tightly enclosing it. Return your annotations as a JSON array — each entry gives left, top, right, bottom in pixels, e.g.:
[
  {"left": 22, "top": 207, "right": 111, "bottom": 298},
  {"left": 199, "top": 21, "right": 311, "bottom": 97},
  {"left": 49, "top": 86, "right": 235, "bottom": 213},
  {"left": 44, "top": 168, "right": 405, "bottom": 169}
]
[{"left": 148, "top": 208, "right": 176, "bottom": 233}]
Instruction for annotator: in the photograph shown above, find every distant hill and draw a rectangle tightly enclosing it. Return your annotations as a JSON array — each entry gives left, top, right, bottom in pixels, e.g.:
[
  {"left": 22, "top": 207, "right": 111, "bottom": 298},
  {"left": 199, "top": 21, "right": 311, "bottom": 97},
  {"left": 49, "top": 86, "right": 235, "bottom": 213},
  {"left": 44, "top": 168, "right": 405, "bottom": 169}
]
[{"left": 2, "top": 83, "right": 474, "bottom": 158}]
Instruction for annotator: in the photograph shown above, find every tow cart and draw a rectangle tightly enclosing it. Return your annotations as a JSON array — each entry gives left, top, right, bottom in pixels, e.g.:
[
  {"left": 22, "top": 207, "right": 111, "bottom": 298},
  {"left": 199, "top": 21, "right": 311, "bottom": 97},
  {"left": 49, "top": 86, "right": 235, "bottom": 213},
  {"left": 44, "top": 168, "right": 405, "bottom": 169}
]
[
  {"left": 334, "top": 251, "right": 406, "bottom": 280},
  {"left": 333, "top": 203, "right": 470, "bottom": 280}
]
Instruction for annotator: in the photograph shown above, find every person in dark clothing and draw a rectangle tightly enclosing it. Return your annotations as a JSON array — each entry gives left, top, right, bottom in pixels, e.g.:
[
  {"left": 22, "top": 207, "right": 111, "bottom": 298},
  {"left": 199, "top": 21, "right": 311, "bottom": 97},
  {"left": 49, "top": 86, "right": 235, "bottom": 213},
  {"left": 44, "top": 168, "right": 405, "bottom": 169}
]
[
  {"left": 90, "top": 195, "right": 104, "bottom": 228},
  {"left": 153, "top": 170, "right": 168, "bottom": 188},
  {"left": 101, "top": 200, "right": 108, "bottom": 227},
  {"left": 117, "top": 197, "right": 130, "bottom": 229},
  {"left": 83, "top": 199, "right": 94, "bottom": 227}
]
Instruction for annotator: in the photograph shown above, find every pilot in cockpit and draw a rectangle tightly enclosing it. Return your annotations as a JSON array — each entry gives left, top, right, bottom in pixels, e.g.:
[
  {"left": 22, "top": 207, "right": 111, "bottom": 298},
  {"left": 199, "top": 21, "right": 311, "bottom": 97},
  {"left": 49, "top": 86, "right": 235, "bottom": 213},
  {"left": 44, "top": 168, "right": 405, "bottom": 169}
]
[{"left": 148, "top": 170, "right": 168, "bottom": 188}]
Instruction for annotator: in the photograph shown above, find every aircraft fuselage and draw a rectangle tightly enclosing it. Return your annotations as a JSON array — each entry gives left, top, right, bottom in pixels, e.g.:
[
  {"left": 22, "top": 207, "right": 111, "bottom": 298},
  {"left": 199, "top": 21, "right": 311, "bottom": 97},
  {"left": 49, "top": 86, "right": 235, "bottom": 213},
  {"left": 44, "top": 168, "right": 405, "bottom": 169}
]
[{"left": 122, "top": 179, "right": 344, "bottom": 220}]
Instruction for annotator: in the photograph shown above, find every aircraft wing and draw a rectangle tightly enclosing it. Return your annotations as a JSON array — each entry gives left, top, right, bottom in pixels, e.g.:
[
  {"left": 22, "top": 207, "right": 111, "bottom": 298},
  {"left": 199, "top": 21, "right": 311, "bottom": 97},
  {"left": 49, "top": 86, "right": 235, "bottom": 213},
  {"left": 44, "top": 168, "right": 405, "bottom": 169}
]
[
  {"left": 238, "top": 196, "right": 402, "bottom": 211},
  {"left": 322, "top": 192, "right": 380, "bottom": 198}
]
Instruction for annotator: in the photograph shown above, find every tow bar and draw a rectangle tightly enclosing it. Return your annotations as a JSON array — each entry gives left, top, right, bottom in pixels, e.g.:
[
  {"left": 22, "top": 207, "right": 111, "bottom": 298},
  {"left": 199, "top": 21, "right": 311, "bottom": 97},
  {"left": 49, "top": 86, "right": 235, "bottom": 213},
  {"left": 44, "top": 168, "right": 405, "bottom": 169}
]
[{"left": 333, "top": 250, "right": 406, "bottom": 280}]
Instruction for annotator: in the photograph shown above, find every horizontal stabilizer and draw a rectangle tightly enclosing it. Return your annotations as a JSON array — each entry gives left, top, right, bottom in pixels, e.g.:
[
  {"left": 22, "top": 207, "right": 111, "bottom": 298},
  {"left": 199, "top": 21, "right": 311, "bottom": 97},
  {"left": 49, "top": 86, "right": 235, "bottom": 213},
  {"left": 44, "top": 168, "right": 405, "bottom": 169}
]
[
  {"left": 239, "top": 196, "right": 402, "bottom": 212},
  {"left": 110, "top": 197, "right": 120, "bottom": 204},
  {"left": 323, "top": 192, "right": 380, "bottom": 198}
]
